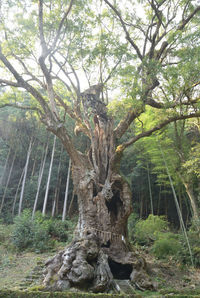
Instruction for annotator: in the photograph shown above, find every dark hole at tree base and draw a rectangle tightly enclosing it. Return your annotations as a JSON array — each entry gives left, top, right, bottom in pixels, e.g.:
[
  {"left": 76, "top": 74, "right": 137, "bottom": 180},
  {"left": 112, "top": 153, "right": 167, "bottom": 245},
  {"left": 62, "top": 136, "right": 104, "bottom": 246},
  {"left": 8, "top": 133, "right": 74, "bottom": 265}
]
[{"left": 108, "top": 258, "right": 132, "bottom": 279}]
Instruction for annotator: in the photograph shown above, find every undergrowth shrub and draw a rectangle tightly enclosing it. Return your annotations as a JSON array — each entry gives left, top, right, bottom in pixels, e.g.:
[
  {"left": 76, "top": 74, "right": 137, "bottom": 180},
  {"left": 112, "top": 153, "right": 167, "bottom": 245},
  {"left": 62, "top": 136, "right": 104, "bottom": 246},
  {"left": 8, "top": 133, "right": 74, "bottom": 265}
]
[
  {"left": 0, "top": 224, "right": 13, "bottom": 244},
  {"left": 11, "top": 210, "right": 76, "bottom": 252},
  {"left": 47, "top": 219, "right": 68, "bottom": 242},
  {"left": 12, "top": 210, "right": 52, "bottom": 252},
  {"left": 151, "top": 232, "right": 181, "bottom": 259},
  {"left": 134, "top": 214, "right": 168, "bottom": 245}
]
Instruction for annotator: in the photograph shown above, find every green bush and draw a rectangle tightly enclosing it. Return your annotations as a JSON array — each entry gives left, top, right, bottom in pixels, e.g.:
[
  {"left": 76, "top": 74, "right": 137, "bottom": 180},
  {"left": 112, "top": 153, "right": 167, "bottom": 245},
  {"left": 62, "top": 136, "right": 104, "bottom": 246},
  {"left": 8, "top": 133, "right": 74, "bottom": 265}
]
[
  {"left": 0, "top": 224, "right": 13, "bottom": 244},
  {"left": 11, "top": 210, "right": 76, "bottom": 252},
  {"left": 134, "top": 214, "right": 168, "bottom": 245},
  {"left": 151, "top": 232, "right": 181, "bottom": 259},
  {"left": 12, "top": 210, "right": 53, "bottom": 252},
  {"left": 12, "top": 210, "right": 36, "bottom": 250},
  {"left": 47, "top": 219, "right": 68, "bottom": 242}
]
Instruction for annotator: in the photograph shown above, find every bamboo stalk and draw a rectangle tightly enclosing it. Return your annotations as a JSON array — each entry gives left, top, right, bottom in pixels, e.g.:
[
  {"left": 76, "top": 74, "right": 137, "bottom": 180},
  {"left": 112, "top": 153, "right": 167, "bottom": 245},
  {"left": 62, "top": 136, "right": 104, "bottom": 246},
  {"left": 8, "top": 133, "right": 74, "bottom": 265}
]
[
  {"left": 42, "top": 135, "right": 56, "bottom": 216},
  {"left": 32, "top": 139, "right": 49, "bottom": 219},
  {"left": 18, "top": 138, "right": 33, "bottom": 216},
  {"left": 62, "top": 158, "right": 71, "bottom": 221},
  {"left": 0, "top": 151, "right": 16, "bottom": 213},
  {"left": 158, "top": 140, "right": 194, "bottom": 266},
  {"left": 147, "top": 163, "right": 154, "bottom": 214},
  {"left": 52, "top": 145, "right": 63, "bottom": 217},
  {"left": 12, "top": 167, "right": 25, "bottom": 217},
  {"left": 0, "top": 147, "right": 11, "bottom": 186}
]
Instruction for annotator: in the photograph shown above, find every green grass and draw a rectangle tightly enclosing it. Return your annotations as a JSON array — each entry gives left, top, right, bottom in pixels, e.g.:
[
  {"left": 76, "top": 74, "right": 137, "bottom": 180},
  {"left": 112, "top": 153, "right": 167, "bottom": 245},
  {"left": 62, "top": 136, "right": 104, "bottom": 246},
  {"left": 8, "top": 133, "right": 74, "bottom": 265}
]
[{"left": 0, "top": 240, "right": 65, "bottom": 290}]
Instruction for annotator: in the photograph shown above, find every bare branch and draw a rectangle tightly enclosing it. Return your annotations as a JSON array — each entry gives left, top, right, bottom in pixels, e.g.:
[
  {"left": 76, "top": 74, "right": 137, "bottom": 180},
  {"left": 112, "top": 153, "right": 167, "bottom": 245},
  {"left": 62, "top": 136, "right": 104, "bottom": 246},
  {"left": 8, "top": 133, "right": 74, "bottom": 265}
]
[
  {"left": 50, "top": 0, "right": 74, "bottom": 52},
  {"left": 54, "top": 92, "right": 80, "bottom": 122},
  {"left": 178, "top": 6, "right": 200, "bottom": 30},
  {"left": 146, "top": 4, "right": 200, "bottom": 61},
  {"left": 12, "top": 54, "right": 45, "bottom": 88},
  {"left": 143, "top": 20, "right": 155, "bottom": 56},
  {"left": 182, "top": 1, "right": 190, "bottom": 20},
  {"left": 0, "top": 79, "right": 21, "bottom": 87},
  {"left": 70, "top": 64, "right": 81, "bottom": 95},
  {"left": 38, "top": 0, "right": 48, "bottom": 56},
  {"left": 104, "top": 58, "right": 122, "bottom": 84},
  {"left": 104, "top": 0, "right": 143, "bottom": 60},
  {"left": 148, "top": 0, "right": 164, "bottom": 27},
  {"left": 122, "top": 112, "right": 200, "bottom": 150},
  {"left": 0, "top": 103, "right": 41, "bottom": 114},
  {"left": 53, "top": 54, "right": 79, "bottom": 96},
  {"left": 147, "top": 95, "right": 200, "bottom": 109},
  {"left": 0, "top": 47, "right": 58, "bottom": 125}
]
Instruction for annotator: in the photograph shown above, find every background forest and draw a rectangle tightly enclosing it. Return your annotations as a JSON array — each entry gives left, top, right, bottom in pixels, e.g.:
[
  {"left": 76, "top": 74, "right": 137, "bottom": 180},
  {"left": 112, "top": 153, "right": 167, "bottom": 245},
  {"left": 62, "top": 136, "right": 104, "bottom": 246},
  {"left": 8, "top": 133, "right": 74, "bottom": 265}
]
[{"left": 0, "top": 104, "right": 200, "bottom": 266}]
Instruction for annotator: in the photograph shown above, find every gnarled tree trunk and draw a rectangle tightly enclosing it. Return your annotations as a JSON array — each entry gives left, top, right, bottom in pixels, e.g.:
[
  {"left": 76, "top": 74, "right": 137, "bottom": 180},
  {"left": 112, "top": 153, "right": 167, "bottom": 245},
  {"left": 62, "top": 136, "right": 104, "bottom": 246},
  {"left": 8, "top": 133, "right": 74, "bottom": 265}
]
[{"left": 44, "top": 105, "right": 154, "bottom": 293}]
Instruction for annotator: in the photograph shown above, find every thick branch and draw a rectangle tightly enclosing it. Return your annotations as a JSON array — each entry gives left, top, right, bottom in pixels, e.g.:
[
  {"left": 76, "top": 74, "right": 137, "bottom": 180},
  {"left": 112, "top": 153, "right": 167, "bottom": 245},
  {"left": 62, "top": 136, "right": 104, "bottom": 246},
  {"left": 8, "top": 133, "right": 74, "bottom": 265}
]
[
  {"left": 49, "top": 126, "right": 85, "bottom": 167},
  {"left": 0, "top": 79, "right": 20, "bottom": 87},
  {"left": 0, "top": 54, "right": 84, "bottom": 167},
  {"left": 121, "top": 112, "right": 200, "bottom": 149},
  {"left": 0, "top": 47, "right": 51, "bottom": 117},
  {"left": 0, "top": 103, "right": 41, "bottom": 113},
  {"left": 38, "top": 1, "right": 59, "bottom": 119},
  {"left": 147, "top": 96, "right": 200, "bottom": 109},
  {"left": 38, "top": 54, "right": 59, "bottom": 119},
  {"left": 54, "top": 92, "right": 82, "bottom": 123},
  {"left": 114, "top": 107, "right": 144, "bottom": 139},
  {"left": 50, "top": 0, "right": 74, "bottom": 52},
  {"left": 153, "top": 5, "right": 200, "bottom": 61},
  {"left": 143, "top": 3, "right": 200, "bottom": 62},
  {"left": 178, "top": 6, "right": 200, "bottom": 30},
  {"left": 38, "top": 0, "right": 48, "bottom": 56}
]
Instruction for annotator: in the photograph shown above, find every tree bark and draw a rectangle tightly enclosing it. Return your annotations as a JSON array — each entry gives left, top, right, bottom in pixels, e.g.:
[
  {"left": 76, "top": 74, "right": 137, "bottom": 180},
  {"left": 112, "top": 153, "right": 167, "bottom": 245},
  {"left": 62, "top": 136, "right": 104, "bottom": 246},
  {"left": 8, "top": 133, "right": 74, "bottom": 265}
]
[
  {"left": 184, "top": 182, "right": 199, "bottom": 222},
  {"left": 178, "top": 174, "right": 200, "bottom": 223},
  {"left": 44, "top": 110, "right": 154, "bottom": 293}
]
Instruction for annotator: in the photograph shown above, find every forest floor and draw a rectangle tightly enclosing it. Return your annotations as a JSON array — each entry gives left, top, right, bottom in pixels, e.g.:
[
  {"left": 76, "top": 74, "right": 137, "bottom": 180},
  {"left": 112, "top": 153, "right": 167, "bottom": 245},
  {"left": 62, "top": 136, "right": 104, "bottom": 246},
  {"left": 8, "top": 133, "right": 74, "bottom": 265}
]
[{"left": 0, "top": 227, "right": 200, "bottom": 297}]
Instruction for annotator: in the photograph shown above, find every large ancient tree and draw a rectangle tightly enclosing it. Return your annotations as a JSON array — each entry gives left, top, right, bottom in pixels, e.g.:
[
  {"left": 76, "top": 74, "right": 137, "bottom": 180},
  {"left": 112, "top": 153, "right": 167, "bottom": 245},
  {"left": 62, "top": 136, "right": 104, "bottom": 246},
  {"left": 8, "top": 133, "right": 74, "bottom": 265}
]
[{"left": 0, "top": 0, "right": 200, "bottom": 293}]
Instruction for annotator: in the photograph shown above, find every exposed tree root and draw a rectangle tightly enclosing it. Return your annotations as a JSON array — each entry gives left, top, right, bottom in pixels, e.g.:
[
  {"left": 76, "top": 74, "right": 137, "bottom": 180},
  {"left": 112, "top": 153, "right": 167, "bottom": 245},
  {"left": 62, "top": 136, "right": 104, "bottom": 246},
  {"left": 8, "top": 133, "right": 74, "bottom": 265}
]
[{"left": 43, "top": 233, "right": 155, "bottom": 293}]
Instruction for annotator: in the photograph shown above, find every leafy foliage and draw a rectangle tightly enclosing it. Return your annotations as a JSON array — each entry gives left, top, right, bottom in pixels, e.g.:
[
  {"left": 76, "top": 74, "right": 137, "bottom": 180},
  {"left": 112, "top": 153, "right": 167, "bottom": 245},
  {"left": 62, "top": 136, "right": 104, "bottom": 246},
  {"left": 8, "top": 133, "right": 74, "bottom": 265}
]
[
  {"left": 12, "top": 210, "right": 52, "bottom": 252},
  {"left": 47, "top": 218, "right": 68, "bottom": 242},
  {"left": 133, "top": 214, "right": 169, "bottom": 245},
  {"left": 151, "top": 232, "right": 181, "bottom": 259},
  {"left": 11, "top": 210, "right": 74, "bottom": 252}
]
